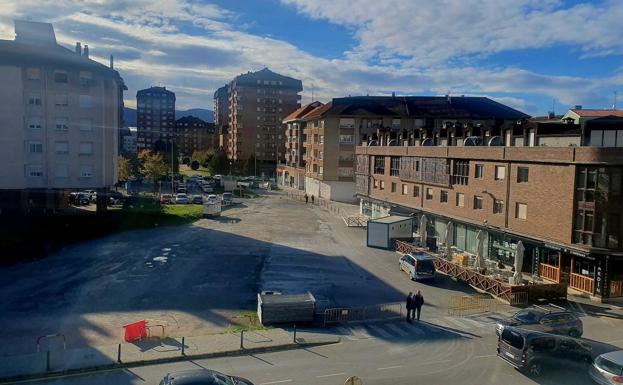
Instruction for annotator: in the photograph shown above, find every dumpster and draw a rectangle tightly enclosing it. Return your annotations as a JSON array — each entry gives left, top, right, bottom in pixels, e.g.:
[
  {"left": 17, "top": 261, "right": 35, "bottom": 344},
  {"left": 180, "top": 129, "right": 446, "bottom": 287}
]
[
  {"left": 257, "top": 291, "right": 316, "bottom": 326},
  {"left": 366, "top": 215, "right": 413, "bottom": 249}
]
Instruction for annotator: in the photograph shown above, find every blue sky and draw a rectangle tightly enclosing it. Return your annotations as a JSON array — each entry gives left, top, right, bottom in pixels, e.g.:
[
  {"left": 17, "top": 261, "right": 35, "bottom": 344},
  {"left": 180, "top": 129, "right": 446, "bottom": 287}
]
[{"left": 1, "top": 0, "right": 622, "bottom": 115}]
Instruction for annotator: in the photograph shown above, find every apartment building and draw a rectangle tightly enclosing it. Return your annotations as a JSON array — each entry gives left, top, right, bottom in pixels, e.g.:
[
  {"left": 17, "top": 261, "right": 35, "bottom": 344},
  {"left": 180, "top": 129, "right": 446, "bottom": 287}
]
[
  {"left": 278, "top": 101, "right": 323, "bottom": 190},
  {"left": 136, "top": 86, "right": 175, "bottom": 151},
  {"left": 119, "top": 126, "right": 137, "bottom": 155},
  {"left": 355, "top": 106, "right": 623, "bottom": 302},
  {"left": 175, "top": 115, "right": 217, "bottom": 156},
  {"left": 224, "top": 68, "right": 302, "bottom": 176},
  {"left": 0, "top": 20, "right": 126, "bottom": 211},
  {"left": 213, "top": 85, "right": 229, "bottom": 149}
]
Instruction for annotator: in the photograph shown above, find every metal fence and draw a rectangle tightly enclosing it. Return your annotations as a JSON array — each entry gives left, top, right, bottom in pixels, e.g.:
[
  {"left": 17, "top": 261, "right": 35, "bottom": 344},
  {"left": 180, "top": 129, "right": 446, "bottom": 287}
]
[
  {"left": 323, "top": 303, "right": 403, "bottom": 326},
  {"left": 447, "top": 294, "right": 501, "bottom": 317}
]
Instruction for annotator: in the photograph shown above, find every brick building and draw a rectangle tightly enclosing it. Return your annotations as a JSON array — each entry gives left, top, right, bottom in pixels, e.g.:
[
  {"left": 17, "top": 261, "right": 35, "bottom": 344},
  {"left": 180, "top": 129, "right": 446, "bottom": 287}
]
[
  {"left": 136, "top": 86, "right": 175, "bottom": 151},
  {"left": 223, "top": 68, "right": 302, "bottom": 176},
  {"left": 175, "top": 115, "right": 216, "bottom": 156},
  {"left": 355, "top": 107, "right": 623, "bottom": 302}
]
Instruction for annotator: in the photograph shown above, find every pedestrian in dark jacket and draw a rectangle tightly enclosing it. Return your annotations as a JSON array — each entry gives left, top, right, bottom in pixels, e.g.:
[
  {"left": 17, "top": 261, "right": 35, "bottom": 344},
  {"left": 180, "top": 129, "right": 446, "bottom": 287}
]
[
  {"left": 413, "top": 290, "right": 424, "bottom": 321},
  {"left": 304, "top": 194, "right": 309, "bottom": 203},
  {"left": 406, "top": 292, "right": 414, "bottom": 322},
  {"left": 311, "top": 195, "right": 315, "bottom": 204}
]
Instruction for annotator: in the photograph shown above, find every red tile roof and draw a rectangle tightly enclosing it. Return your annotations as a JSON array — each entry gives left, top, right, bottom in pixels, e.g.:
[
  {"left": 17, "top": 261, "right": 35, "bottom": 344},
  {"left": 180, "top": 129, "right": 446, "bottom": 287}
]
[
  {"left": 301, "top": 102, "right": 333, "bottom": 120},
  {"left": 282, "top": 101, "right": 323, "bottom": 122},
  {"left": 570, "top": 109, "right": 623, "bottom": 117}
]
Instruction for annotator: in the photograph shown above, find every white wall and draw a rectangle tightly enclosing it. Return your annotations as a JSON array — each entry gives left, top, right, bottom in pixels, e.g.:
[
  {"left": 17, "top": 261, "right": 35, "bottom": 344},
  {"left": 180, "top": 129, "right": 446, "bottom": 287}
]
[
  {"left": 305, "top": 176, "right": 320, "bottom": 197},
  {"left": 326, "top": 181, "right": 356, "bottom": 203},
  {"left": 367, "top": 222, "right": 389, "bottom": 248}
]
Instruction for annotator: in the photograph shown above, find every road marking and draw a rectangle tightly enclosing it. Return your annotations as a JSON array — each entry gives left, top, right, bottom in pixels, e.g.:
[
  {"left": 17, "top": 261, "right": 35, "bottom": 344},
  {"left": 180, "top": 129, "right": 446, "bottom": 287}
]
[
  {"left": 351, "top": 325, "right": 374, "bottom": 339},
  {"left": 444, "top": 316, "right": 469, "bottom": 329},
  {"left": 460, "top": 317, "right": 487, "bottom": 328},
  {"left": 415, "top": 359, "right": 453, "bottom": 367},
  {"left": 336, "top": 326, "right": 359, "bottom": 340},
  {"left": 472, "top": 354, "right": 496, "bottom": 359},
  {"left": 385, "top": 322, "right": 409, "bottom": 336},
  {"left": 316, "top": 372, "right": 346, "bottom": 378},
  {"left": 404, "top": 323, "right": 425, "bottom": 335},
  {"left": 377, "top": 365, "right": 402, "bottom": 370},
  {"left": 428, "top": 318, "right": 452, "bottom": 329},
  {"left": 260, "top": 380, "right": 293, "bottom": 385},
  {"left": 367, "top": 324, "right": 392, "bottom": 338}
]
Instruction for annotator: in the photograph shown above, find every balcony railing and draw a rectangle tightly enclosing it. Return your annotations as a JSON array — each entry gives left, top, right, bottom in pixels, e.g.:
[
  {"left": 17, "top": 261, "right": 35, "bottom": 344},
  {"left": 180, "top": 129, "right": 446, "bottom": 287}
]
[
  {"left": 570, "top": 273, "right": 594, "bottom": 294},
  {"left": 539, "top": 263, "right": 561, "bottom": 283},
  {"left": 611, "top": 281, "right": 623, "bottom": 297}
]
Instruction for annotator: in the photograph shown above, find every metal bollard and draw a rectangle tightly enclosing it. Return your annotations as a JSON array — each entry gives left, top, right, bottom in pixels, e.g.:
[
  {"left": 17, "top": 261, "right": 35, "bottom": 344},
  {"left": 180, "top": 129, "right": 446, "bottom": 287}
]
[
  {"left": 293, "top": 324, "right": 297, "bottom": 343},
  {"left": 240, "top": 330, "right": 244, "bottom": 349},
  {"left": 117, "top": 344, "right": 122, "bottom": 363},
  {"left": 181, "top": 337, "right": 185, "bottom": 356},
  {"left": 46, "top": 350, "right": 50, "bottom": 372}
]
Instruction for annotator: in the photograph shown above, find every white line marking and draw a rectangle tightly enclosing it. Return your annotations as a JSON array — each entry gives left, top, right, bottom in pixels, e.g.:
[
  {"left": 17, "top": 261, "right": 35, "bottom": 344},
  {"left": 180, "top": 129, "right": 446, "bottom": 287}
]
[
  {"left": 472, "top": 354, "right": 496, "bottom": 359},
  {"left": 377, "top": 365, "right": 402, "bottom": 370},
  {"left": 444, "top": 316, "right": 469, "bottom": 329},
  {"left": 367, "top": 324, "right": 392, "bottom": 338},
  {"left": 415, "top": 359, "right": 453, "bottom": 366},
  {"left": 316, "top": 373, "right": 346, "bottom": 378},
  {"left": 385, "top": 322, "right": 409, "bottom": 336},
  {"left": 260, "top": 380, "right": 293, "bottom": 385},
  {"left": 337, "top": 326, "right": 358, "bottom": 341},
  {"left": 429, "top": 318, "right": 452, "bottom": 329},
  {"left": 351, "top": 325, "right": 374, "bottom": 339},
  {"left": 460, "top": 317, "right": 487, "bottom": 328},
  {"left": 405, "top": 323, "right": 425, "bottom": 335}
]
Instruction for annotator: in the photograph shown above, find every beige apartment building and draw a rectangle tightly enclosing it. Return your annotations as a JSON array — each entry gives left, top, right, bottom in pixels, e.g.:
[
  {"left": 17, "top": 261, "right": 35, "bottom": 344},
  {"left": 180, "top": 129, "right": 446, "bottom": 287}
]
[
  {"left": 221, "top": 68, "right": 302, "bottom": 176},
  {"left": 0, "top": 20, "right": 126, "bottom": 211}
]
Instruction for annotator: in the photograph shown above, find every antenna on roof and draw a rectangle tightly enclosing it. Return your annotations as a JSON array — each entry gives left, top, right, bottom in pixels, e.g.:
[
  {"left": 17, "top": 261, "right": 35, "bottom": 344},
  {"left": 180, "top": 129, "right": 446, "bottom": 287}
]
[{"left": 614, "top": 91, "right": 618, "bottom": 110}]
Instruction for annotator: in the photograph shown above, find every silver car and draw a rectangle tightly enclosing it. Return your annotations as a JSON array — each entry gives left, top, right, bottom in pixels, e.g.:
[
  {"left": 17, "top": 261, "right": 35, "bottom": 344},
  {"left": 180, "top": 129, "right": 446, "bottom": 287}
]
[{"left": 590, "top": 350, "right": 623, "bottom": 385}]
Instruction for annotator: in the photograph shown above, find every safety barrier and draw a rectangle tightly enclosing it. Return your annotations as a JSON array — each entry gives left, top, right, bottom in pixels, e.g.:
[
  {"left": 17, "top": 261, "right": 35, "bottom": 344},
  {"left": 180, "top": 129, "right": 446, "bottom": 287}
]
[
  {"left": 447, "top": 295, "right": 500, "bottom": 317},
  {"left": 323, "top": 302, "right": 403, "bottom": 326}
]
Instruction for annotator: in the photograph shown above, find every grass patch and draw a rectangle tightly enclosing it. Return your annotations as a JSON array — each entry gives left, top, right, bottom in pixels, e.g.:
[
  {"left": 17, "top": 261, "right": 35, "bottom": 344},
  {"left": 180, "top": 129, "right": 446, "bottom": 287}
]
[
  {"left": 222, "top": 310, "right": 272, "bottom": 334},
  {"left": 179, "top": 165, "right": 211, "bottom": 177}
]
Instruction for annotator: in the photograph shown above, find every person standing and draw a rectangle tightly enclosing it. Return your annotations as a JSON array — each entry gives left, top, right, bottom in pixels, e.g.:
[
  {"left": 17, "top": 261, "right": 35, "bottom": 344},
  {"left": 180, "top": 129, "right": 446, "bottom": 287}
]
[
  {"left": 304, "top": 193, "right": 309, "bottom": 203},
  {"left": 406, "top": 292, "right": 414, "bottom": 322},
  {"left": 311, "top": 195, "right": 315, "bottom": 204},
  {"left": 413, "top": 290, "right": 424, "bottom": 321}
]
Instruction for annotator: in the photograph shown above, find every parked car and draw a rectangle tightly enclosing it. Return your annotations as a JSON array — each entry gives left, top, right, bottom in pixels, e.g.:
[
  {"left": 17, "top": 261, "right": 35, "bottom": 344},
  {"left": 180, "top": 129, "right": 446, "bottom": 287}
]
[
  {"left": 206, "top": 194, "right": 219, "bottom": 204},
  {"left": 222, "top": 192, "right": 234, "bottom": 204},
  {"left": 177, "top": 187, "right": 187, "bottom": 194},
  {"left": 495, "top": 304, "right": 583, "bottom": 337},
  {"left": 399, "top": 253, "right": 436, "bottom": 281},
  {"left": 174, "top": 193, "right": 189, "bottom": 204},
  {"left": 83, "top": 190, "right": 97, "bottom": 202},
  {"left": 159, "top": 369, "right": 253, "bottom": 385},
  {"left": 109, "top": 191, "right": 125, "bottom": 205},
  {"left": 590, "top": 350, "right": 623, "bottom": 385},
  {"left": 191, "top": 195, "right": 204, "bottom": 204},
  {"left": 160, "top": 194, "right": 173, "bottom": 204},
  {"left": 69, "top": 192, "right": 90, "bottom": 205},
  {"left": 497, "top": 327, "right": 592, "bottom": 378},
  {"left": 201, "top": 185, "right": 214, "bottom": 193}
]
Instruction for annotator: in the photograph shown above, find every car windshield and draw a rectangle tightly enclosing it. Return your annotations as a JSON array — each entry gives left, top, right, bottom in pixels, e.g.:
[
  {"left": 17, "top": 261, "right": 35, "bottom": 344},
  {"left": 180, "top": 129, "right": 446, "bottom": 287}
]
[
  {"left": 416, "top": 259, "right": 434, "bottom": 274},
  {"left": 512, "top": 310, "right": 543, "bottom": 323},
  {"left": 501, "top": 329, "right": 524, "bottom": 350}
]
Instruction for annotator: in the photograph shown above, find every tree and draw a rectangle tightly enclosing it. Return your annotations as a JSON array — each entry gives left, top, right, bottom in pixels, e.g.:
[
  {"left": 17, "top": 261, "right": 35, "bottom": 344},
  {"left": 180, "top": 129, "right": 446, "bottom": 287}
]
[
  {"left": 139, "top": 149, "right": 168, "bottom": 192},
  {"left": 190, "top": 160, "right": 200, "bottom": 170},
  {"left": 243, "top": 154, "right": 256, "bottom": 176},
  {"left": 182, "top": 156, "right": 191, "bottom": 166},
  {"left": 192, "top": 150, "right": 213, "bottom": 169},
  {"left": 118, "top": 155, "right": 133, "bottom": 182},
  {"left": 153, "top": 140, "right": 179, "bottom": 175},
  {"left": 208, "top": 148, "right": 229, "bottom": 175}
]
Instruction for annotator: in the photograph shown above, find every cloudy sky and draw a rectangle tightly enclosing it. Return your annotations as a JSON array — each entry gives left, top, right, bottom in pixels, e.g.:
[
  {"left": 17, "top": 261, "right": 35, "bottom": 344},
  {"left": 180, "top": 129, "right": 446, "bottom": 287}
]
[{"left": 2, "top": 0, "right": 622, "bottom": 115}]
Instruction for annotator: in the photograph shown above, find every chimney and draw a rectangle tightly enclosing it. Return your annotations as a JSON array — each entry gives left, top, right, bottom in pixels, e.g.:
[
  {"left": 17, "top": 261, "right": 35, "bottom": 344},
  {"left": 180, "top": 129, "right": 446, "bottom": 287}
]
[
  {"left": 574, "top": 105, "right": 582, "bottom": 110},
  {"left": 75, "top": 42, "right": 81, "bottom": 55},
  {"left": 109, "top": 55, "right": 114, "bottom": 69},
  {"left": 82, "top": 44, "right": 89, "bottom": 58}
]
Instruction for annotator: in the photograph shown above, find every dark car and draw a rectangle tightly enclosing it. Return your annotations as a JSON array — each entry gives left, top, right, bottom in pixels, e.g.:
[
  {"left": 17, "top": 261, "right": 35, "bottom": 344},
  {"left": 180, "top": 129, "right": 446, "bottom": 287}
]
[
  {"left": 497, "top": 327, "right": 593, "bottom": 378},
  {"left": 495, "top": 304, "right": 583, "bottom": 337},
  {"left": 159, "top": 369, "right": 253, "bottom": 385},
  {"left": 192, "top": 195, "right": 204, "bottom": 204},
  {"left": 109, "top": 191, "right": 125, "bottom": 205}
]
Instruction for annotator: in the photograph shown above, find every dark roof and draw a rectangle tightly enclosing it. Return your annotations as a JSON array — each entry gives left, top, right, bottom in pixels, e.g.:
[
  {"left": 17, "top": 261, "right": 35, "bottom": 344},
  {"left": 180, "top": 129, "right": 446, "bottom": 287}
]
[
  {"left": 302, "top": 102, "right": 333, "bottom": 120},
  {"left": 302, "top": 96, "right": 529, "bottom": 120},
  {"left": 232, "top": 67, "right": 302, "bottom": 90},
  {"left": 530, "top": 121, "right": 581, "bottom": 136},
  {"left": 283, "top": 101, "right": 323, "bottom": 122},
  {"left": 585, "top": 115, "right": 623, "bottom": 130},
  {"left": 137, "top": 86, "right": 175, "bottom": 98}
]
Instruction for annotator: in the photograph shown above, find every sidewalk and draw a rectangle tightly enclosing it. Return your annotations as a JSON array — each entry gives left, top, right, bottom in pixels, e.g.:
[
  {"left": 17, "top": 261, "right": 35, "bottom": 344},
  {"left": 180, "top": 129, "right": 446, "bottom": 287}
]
[
  {"left": 0, "top": 328, "right": 340, "bottom": 383},
  {"left": 277, "top": 187, "right": 360, "bottom": 217}
]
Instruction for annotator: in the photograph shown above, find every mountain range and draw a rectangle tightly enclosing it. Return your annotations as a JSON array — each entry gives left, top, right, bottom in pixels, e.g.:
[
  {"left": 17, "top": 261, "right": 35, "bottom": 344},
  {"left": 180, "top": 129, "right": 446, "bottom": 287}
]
[{"left": 123, "top": 107, "right": 214, "bottom": 127}]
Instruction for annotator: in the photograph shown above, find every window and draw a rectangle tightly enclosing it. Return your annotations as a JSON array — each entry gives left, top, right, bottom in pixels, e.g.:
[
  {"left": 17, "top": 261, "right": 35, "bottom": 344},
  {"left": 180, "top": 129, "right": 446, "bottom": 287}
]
[
  {"left": 413, "top": 186, "right": 420, "bottom": 197},
  {"left": 516, "top": 202, "right": 527, "bottom": 219},
  {"left": 452, "top": 160, "right": 469, "bottom": 185},
  {"left": 494, "top": 199, "right": 504, "bottom": 214},
  {"left": 374, "top": 180, "right": 379, "bottom": 189},
  {"left": 495, "top": 165, "right": 506, "bottom": 180},
  {"left": 55, "top": 164, "right": 68, "bottom": 178},
  {"left": 338, "top": 168, "right": 353, "bottom": 177},
  {"left": 426, "top": 188, "right": 433, "bottom": 200},
  {"left": 80, "top": 165, "right": 93, "bottom": 178},
  {"left": 79, "top": 95, "right": 93, "bottom": 108},
  {"left": 475, "top": 164, "right": 484, "bottom": 178},
  {"left": 339, "top": 135, "right": 353, "bottom": 144},
  {"left": 380, "top": 180, "right": 385, "bottom": 190},
  {"left": 80, "top": 119, "right": 93, "bottom": 131},
  {"left": 54, "top": 71, "right": 68, "bottom": 83},
  {"left": 55, "top": 118, "right": 69, "bottom": 131},
  {"left": 456, "top": 193, "right": 465, "bottom": 207},
  {"left": 26, "top": 164, "right": 43, "bottom": 177},
  {"left": 55, "top": 94, "right": 68, "bottom": 106},
  {"left": 55, "top": 141, "right": 69, "bottom": 154},
  {"left": 517, "top": 167, "right": 529, "bottom": 183},
  {"left": 390, "top": 157, "right": 400, "bottom": 176},
  {"left": 79, "top": 71, "right": 92, "bottom": 86},
  {"left": 79, "top": 142, "right": 93, "bottom": 155},
  {"left": 28, "top": 141, "right": 43, "bottom": 153},
  {"left": 402, "top": 184, "right": 408, "bottom": 195},
  {"left": 27, "top": 117, "right": 42, "bottom": 130},
  {"left": 440, "top": 190, "right": 448, "bottom": 203},
  {"left": 474, "top": 196, "right": 483, "bottom": 210},
  {"left": 391, "top": 118, "right": 401, "bottom": 129},
  {"left": 26, "top": 68, "right": 40, "bottom": 80},
  {"left": 28, "top": 93, "right": 42, "bottom": 105},
  {"left": 319, "top": 166, "right": 323, "bottom": 175},
  {"left": 391, "top": 182, "right": 397, "bottom": 193},
  {"left": 339, "top": 118, "right": 355, "bottom": 128},
  {"left": 319, "top": 135, "right": 324, "bottom": 144},
  {"left": 374, "top": 156, "right": 385, "bottom": 174}
]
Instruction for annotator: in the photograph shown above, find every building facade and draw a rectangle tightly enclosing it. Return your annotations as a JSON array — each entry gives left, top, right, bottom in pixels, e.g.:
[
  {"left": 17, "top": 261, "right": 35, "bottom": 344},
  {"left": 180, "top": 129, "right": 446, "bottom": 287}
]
[
  {"left": 224, "top": 68, "right": 302, "bottom": 175},
  {"left": 278, "top": 101, "right": 323, "bottom": 190},
  {"left": 355, "top": 108, "right": 623, "bottom": 302},
  {"left": 175, "top": 115, "right": 217, "bottom": 156},
  {"left": 136, "top": 86, "right": 175, "bottom": 151},
  {"left": 0, "top": 20, "right": 126, "bottom": 211},
  {"left": 214, "top": 85, "right": 228, "bottom": 149},
  {"left": 119, "top": 126, "right": 137, "bottom": 155}
]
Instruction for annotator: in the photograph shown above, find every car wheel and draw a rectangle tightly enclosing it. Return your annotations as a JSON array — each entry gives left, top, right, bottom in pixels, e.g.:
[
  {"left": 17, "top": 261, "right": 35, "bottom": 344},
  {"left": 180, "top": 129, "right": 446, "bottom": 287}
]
[
  {"left": 568, "top": 329, "right": 580, "bottom": 338},
  {"left": 409, "top": 272, "right": 415, "bottom": 281},
  {"left": 526, "top": 361, "right": 542, "bottom": 377}
]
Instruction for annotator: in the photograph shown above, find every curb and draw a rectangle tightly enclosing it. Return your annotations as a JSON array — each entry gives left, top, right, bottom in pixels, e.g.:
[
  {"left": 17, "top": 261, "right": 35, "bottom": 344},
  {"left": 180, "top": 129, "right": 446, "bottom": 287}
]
[{"left": 0, "top": 339, "right": 340, "bottom": 384}]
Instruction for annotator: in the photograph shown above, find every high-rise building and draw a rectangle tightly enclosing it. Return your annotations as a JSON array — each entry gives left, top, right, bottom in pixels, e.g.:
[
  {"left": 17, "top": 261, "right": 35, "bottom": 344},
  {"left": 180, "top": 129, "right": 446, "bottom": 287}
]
[
  {"left": 224, "top": 68, "right": 302, "bottom": 175},
  {"left": 0, "top": 20, "right": 126, "bottom": 211},
  {"left": 213, "top": 85, "right": 229, "bottom": 149},
  {"left": 136, "top": 86, "right": 175, "bottom": 151},
  {"left": 175, "top": 115, "right": 217, "bottom": 156}
]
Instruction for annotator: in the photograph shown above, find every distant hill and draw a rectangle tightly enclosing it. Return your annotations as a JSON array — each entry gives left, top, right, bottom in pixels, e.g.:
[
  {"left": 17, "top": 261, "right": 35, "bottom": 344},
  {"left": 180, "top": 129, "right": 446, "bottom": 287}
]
[{"left": 123, "top": 107, "right": 214, "bottom": 127}]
